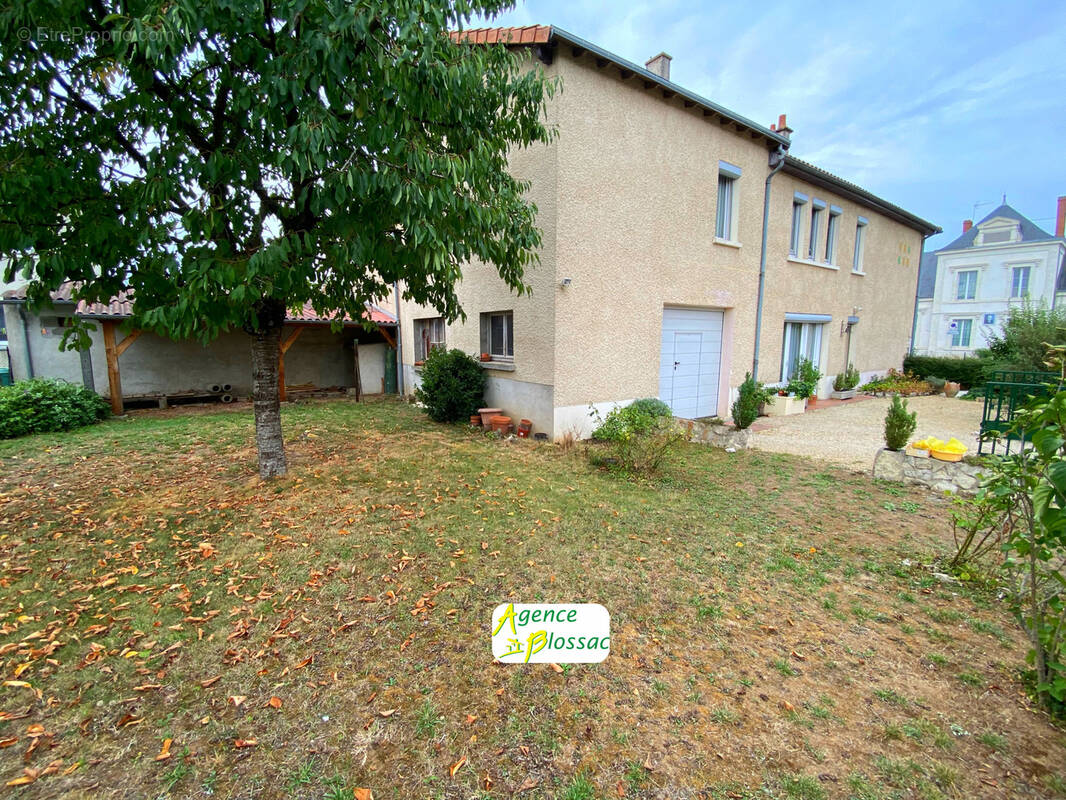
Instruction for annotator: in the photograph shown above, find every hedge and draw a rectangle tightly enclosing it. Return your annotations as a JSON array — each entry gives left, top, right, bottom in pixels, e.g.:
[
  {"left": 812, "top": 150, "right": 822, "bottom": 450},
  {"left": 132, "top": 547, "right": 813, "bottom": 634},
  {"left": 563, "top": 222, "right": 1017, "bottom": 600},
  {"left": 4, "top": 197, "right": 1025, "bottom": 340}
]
[
  {"left": 902, "top": 354, "right": 990, "bottom": 388},
  {"left": 0, "top": 378, "right": 110, "bottom": 438}
]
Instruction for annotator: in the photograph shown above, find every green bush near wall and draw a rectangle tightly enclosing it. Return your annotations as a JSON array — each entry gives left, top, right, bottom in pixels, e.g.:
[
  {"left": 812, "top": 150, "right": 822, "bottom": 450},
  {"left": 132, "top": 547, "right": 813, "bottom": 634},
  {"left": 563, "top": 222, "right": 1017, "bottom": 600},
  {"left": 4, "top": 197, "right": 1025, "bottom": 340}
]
[
  {"left": 902, "top": 355, "right": 991, "bottom": 388},
  {"left": 414, "top": 348, "right": 486, "bottom": 423},
  {"left": 0, "top": 378, "right": 110, "bottom": 438}
]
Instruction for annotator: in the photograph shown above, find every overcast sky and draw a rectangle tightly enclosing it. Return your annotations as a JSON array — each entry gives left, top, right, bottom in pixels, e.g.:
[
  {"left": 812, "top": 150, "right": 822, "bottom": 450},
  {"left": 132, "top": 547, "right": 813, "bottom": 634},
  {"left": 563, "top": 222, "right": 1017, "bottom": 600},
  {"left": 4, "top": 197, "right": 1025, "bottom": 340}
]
[{"left": 475, "top": 0, "right": 1066, "bottom": 251}]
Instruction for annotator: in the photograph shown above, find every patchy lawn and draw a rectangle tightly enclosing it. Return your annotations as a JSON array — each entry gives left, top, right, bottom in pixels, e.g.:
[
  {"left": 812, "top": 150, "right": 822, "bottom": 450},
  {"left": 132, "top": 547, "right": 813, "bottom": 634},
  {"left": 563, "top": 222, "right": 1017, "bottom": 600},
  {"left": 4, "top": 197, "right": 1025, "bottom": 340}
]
[{"left": 0, "top": 398, "right": 1064, "bottom": 799}]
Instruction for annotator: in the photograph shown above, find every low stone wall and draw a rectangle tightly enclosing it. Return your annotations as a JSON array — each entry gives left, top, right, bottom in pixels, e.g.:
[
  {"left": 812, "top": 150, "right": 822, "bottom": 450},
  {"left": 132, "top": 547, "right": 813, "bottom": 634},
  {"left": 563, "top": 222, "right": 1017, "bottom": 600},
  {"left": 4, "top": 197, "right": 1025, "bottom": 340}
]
[
  {"left": 679, "top": 418, "right": 751, "bottom": 451},
  {"left": 872, "top": 449, "right": 983, "bottom": 495}
]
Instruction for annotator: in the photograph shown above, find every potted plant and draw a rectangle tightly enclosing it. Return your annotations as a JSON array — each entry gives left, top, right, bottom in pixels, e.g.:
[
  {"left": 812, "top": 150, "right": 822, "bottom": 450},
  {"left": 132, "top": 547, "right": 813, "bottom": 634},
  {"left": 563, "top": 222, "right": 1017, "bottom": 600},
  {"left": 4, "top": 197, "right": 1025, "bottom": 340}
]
[
  {"left": 831, "top": 363, "right": 861, "bottom": 400},
  {"left": 786, "top": 358, "right": 822, "bottom": 407},
  {"left": 766, "top": 386, "right": 805, "bottom": 417}
]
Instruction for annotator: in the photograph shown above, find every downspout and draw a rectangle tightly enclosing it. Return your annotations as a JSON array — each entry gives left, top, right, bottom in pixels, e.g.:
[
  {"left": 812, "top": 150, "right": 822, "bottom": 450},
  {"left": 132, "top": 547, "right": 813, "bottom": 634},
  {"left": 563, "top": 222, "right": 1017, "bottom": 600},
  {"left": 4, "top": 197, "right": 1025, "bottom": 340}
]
[
  {"left": 908, "top": 233, "right": 931, "bottom": 355},
  {"left": 752, "top": 144, "right": 788, "bottom": 379},
  {"left": 18, "top": 305, "right": 34, "bottom": 379},
  {"left": 392, "top": 281, "right": 404, "bottom": 395}
]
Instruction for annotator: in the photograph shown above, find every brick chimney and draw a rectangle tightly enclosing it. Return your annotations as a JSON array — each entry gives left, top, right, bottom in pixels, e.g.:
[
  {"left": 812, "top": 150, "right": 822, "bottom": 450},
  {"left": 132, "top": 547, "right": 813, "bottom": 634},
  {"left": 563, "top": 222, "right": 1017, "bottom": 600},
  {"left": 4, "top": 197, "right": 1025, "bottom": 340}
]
[
  {"left": 963, "top": 219, "right": 973, "bottom": 233},
  {"left": 645, "top": 52, "right": 671, "bottom": 80},
  {"left": 772, "top": 113, "right": 793, "bottom": 140},
  {"left": 1056, "top": 195, "right": 1066, "bottom": 237}
]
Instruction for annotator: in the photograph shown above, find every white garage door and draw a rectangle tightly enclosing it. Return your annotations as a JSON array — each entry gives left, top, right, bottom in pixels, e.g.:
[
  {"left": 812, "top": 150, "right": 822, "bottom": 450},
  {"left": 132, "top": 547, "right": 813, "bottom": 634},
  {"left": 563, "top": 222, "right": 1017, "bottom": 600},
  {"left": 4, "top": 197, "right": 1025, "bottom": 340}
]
[{"left": 659, "top": 307, "right": 723, "bottom": 419}]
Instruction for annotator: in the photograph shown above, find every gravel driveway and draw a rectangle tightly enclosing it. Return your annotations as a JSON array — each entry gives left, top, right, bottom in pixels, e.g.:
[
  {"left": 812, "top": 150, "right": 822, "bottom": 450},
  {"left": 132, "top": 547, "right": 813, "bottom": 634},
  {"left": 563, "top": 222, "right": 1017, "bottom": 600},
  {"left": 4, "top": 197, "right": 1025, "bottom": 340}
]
[{"left": 750, "top": 395, "right": 984, "bottom": 471}]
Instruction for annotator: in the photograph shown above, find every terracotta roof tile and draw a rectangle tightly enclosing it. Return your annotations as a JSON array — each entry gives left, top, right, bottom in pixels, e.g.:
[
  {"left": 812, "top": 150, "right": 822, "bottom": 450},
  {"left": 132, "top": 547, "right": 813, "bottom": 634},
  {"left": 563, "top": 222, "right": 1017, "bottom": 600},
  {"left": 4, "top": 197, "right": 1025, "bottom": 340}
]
[
  {"left": 450, "top": 26, "right": 551, "bottom": 46},
  {"left": 2, "top": 282, "right": 396, "bottom": 326}
]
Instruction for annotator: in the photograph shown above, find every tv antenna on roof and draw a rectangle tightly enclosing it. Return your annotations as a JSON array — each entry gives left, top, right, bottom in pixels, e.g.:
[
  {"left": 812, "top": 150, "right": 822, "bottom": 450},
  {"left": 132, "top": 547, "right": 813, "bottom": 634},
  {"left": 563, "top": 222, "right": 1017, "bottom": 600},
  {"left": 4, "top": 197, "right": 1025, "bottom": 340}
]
[{"left": 972, "top": 200, "right": 994, "bottom": 220}]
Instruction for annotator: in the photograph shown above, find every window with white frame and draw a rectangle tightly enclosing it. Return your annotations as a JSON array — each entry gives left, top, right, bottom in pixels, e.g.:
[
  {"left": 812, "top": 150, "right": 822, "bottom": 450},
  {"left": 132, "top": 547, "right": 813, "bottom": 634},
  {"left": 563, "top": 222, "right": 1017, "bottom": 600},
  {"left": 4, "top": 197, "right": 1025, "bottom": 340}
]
[
  {"left": 480, "top": 311, "right": 514, "bottom": 361},
  {"left": 825, "top": 206, "right": 841, "bottom": 264},
  {"left": 853, "top": 217, "right": 867, "bottom": 273},
  {"left": 781, "top": 320, "right": 825, "bottom": 381},
  {"left": 789, "top": 193, "right": 807, "bottom": 256},
  {"left": 950, "top": 318, "right": 973, "bottom": 348},
  {"left": 807, "top": 200, "right": 825, "bottom": 260},
  {"left": 1011, "top": 266, "right": 1031, "bottom": 298},
  {"left": 956, "top": 270, "right": 978, "bottom": 300},
  {"left": 715, "top": 161, "right": 741, "bottom": 242},
  {"left": 413, "top": 316, "right": 445, "bottom": 362}
]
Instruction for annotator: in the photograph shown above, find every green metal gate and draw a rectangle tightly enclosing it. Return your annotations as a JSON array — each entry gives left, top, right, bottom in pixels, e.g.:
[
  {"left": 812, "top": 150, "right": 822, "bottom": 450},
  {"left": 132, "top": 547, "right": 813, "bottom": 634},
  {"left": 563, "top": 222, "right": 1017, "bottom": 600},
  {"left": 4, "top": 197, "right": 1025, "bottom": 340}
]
[{"left": 979, "top": 370, "right": 1060, "bottom": 455}]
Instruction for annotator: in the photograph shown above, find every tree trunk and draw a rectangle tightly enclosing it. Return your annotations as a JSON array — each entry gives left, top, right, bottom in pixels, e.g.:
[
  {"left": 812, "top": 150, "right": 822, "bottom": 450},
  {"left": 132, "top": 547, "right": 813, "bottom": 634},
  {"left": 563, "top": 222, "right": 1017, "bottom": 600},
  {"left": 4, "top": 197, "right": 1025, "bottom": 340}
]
[{"left": 250, "top": 301, "right": 287, "bottom": 479}]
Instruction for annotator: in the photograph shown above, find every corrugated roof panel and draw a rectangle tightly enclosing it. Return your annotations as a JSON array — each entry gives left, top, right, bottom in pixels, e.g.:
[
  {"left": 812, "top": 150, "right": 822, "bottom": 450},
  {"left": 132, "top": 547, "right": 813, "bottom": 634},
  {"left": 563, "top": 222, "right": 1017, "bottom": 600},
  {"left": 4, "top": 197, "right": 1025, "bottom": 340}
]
[{"left": 2, "top": 282, "right": 396, "bottom": 326}]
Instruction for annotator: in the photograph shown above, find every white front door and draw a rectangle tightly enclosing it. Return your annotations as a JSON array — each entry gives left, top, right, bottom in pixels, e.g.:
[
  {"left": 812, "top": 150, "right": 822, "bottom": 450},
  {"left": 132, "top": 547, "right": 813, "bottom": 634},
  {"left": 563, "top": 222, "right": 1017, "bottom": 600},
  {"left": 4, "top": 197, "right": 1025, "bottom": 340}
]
[{"left": 659, "top": 307, "right": 723, "bottom": 419}]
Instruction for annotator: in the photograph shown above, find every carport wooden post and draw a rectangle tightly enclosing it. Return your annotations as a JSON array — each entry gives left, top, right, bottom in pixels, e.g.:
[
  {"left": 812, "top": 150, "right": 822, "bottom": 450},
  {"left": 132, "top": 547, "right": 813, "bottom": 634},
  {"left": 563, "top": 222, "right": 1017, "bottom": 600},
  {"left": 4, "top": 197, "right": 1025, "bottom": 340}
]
[
  {"left": 101, "top": 321, "right": 142, "bottom": 415},
  {"left": 278, "top": 326, "right": 304, "bottom": 402}
]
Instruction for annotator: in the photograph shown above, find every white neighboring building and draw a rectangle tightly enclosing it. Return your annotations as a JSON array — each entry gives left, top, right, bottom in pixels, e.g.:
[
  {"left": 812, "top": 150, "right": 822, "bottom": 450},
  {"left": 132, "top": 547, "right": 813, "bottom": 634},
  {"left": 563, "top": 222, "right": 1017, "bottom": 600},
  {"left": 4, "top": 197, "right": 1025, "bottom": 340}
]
[{"left": 913, "top": 200, "right": 1066, "bottom": 357}]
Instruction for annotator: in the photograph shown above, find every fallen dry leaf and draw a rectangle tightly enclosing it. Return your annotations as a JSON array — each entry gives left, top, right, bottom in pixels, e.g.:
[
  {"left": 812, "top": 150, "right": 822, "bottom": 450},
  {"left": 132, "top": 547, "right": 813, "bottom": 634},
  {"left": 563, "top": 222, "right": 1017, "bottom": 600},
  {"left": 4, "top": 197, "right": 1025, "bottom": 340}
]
[
  {"left": 549, "top": 663, "right": 563, "bottom": 673},
  {"left": 449, "top": 756, "right": 467, "bottom": 778},
  {"left": 378, "top": 709, "right": 396, "bottom": 718},
  {"left": 517, "top": 777, "right": 539, "bottom": 793},
  {"left": 0, "top": 737, "right": 16, "bottom": 748},
  {"left": 229, "top": 695, "right": 247, "bottom": 708},
  {"left": 353, "top": 789, "right": 372, "bottom": 800},
  {"left": 200, "top": 675, "right": 221, "bottom": 688},
  {"left": 116, "top": 714, "right": 143, "bottom": 729},
  {"left": 234, "top": 738, "right": 257, "bottom": 748},
  {"left": 267, "top": 696, "right": 282, "bottom": 709},
  {"left": 154, "top": 738, "right": 172, "bottom": 761}
]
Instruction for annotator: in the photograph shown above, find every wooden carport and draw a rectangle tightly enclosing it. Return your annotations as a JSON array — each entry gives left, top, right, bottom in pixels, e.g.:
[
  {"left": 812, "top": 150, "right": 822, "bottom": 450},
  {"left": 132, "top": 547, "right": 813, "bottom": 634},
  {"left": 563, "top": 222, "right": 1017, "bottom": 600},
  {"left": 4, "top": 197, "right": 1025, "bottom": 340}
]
[{"left": 84, "top": 299, "right": 398, "bottom": 413}]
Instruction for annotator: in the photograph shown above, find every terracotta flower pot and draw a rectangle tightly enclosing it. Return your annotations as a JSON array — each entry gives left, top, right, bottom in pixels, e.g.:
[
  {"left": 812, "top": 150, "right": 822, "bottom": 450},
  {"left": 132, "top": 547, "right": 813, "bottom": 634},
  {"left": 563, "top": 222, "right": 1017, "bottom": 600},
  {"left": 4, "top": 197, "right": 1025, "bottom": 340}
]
[
  {"left": 470, "top": 415, "right": 482, "bottom": 427},
  {"left": 943, "top": 382, "right": 960, "bottom": 398},
  {"left": 478, "top": 407, "right": 502, "bottom": 426},
  {"left": 480, "top": 353, "right": 492, "bottom": 362}
]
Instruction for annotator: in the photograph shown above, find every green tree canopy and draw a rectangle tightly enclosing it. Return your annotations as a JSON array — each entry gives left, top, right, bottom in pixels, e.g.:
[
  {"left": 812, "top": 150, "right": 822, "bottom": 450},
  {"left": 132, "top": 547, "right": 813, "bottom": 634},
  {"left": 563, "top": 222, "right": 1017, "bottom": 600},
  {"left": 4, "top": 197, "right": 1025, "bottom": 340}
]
[{"left": 0, "top": 0, "right": 555, "bottom": 476}]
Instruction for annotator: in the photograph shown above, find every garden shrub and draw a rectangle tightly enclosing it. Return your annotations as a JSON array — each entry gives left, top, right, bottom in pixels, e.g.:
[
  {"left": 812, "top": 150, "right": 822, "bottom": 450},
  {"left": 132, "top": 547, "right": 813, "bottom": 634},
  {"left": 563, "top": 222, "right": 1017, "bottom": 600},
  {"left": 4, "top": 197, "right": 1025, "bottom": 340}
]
[
  {"left": 589, "top": 398, "right": 680, "bottom": 474},
  {"left": 731, "top": 373, "right": 773, "bottom": 430},
  {"left": 626, "top": 397, "right": 672, "bottom": 419},
  {"left": 414, "top": 348, "right": 485, "bottom": 423},
  {"left": 883, "top": 395, "right": 917, "bottom": 451},
  {"left": 833, "top": 363, "right": 860, "bottom": 392},
  {"left": 902, "top": 354, "right": 990, "bottom": 388},
  {"left": 0, "top": 378, "right": 110, "bottom": 439},
  {"left": 948, "top": 381, "right": 1066, "bottom": 716},
  {"left": 785, "top": 357, "right": 821, "bottom": 399},
  {"left": 861, "top": 369, "right": 933, "bottom": 395},
  {"left": 981, "top": 300, "right": 1066, "bottom": 373}
]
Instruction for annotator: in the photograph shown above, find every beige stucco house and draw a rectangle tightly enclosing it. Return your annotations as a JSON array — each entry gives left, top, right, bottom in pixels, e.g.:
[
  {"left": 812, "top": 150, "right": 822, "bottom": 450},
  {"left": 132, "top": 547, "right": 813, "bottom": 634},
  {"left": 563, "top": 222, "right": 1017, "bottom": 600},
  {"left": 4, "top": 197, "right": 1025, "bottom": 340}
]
[{"left": 400, "top": 26, "right": 939, "bottom": 439}]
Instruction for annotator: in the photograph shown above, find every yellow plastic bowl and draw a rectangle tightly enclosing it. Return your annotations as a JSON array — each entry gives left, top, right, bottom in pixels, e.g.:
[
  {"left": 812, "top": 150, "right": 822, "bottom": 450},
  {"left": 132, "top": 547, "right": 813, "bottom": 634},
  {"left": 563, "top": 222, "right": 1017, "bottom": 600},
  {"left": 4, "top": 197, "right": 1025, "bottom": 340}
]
[{"left": 930, "top": 450, "right": 964, "bottom": 462}]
